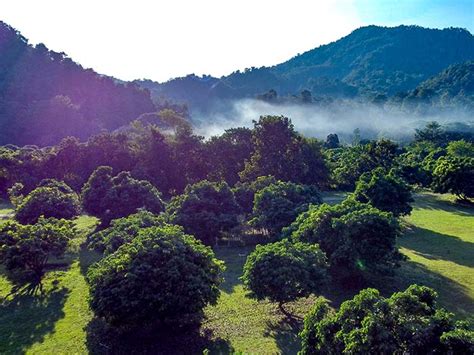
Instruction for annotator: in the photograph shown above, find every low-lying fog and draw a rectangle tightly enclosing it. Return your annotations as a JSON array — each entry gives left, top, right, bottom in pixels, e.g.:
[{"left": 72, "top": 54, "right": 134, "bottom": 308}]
[{"left": 194, "top": 99, "right": 473, "bottom": 143}]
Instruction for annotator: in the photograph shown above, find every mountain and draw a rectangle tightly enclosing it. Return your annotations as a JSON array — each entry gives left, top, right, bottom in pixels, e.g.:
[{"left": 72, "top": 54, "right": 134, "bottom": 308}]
[
  {"left": 138, "top": 25, "right": 474, "bottom": 110},
  {"left": 396, "top": 61, "right": 474, "bottom": 111},
  {"left": 0, "top": 22, "right": 156, "bottom": 146}
]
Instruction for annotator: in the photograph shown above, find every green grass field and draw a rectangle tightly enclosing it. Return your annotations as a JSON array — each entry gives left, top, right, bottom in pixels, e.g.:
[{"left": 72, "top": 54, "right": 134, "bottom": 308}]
[{"left": 0, "top": 192, "right": 472, "bottom": 354}]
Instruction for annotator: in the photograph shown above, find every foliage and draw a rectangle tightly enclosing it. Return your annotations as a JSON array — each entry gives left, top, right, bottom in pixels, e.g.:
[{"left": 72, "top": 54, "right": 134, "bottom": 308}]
[
  {"left": 446, "top": 139, "right": 474, "bottom": 158},
  {"left": 286, "top": 200, "right": 402, "bottom": 278},
  {"left": 167, "top": 180, "right": 241, "bottom": 245},
  {"left": 15, "top": 179, "right": 81, "bottom": 224},
  {"left": 87, "top": 210, "right": 166, "bottom": 255},
  {"left": 241, "top": 240, "right": 328, "bottom": 305},
  {"left": 432, "top": 156, "right": 474, "bottom": 200},
  {"left": 232, "top": 175, "right": 277, "bottom": 215},
  {"left": 81, "top": 166, "right": 165, "bottom": 225},
  {"left": 0, "top": 217, "right": 75, "bottom": 282},
  {"left": 354, "top": 167, "right": 413, "bottom": 216},
  {"left": 250, "top": 181, "right": 321, "bottom": 237},
  {"left": 86, "top": 225, "right": 224, "bottom": 328},
  {"left": 240, "top": 116, "right": 328, "bottom": 187},
  {"left": 299, "top": 284, "right": 474, "bottom": 354}
]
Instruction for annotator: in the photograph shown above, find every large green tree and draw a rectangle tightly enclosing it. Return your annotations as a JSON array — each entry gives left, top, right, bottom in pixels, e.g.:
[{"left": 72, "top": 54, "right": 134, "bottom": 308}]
[
  {"left": 15, "top": 179, "right": 81, "bottom": 224},
  {"left": 167, "top": 180, "right": 241, "bottom": 245},
  {"left": 353, "top": 167, "right": 413, "bottom": 216},
  {"left": 432, "top": 156, "right": 474, "bottom": 201},
  {"left": 87, "top": 225, "right": 224, "bottom": 328},
  {"left": 300, "top": 285, "right": 474, "bottom": 354},
  {"left": 250, "top": 181, "right": 321, "bottom": 237},
  {"left": 242, "top": 240, "right": 328, "bottom": 311}
]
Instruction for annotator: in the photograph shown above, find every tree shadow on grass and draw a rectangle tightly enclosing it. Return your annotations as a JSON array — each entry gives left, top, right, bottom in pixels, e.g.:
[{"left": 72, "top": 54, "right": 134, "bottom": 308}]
[
  {"left": 85, "top": 318, "right": 233, "bottom": 355},
  {"left": 400, "top": 226, "right": 474, "bottom": 267},
  {"left": 413, "top": 193, "right": 473, "bottom": 217},
  {"left": 265, "top": 315, "right": 303, "bottom": 355},
  {"left": 0, "top": 287, "right": 69, "bottom": 354},
  {"left": 78, "top": 244, "right": 103, "bottom": 277}
]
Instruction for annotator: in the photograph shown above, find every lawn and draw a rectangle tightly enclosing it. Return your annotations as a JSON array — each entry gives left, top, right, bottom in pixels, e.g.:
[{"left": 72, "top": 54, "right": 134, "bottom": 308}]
[{"left": 0, "top": 192, "right": 472, "bottom": 354}]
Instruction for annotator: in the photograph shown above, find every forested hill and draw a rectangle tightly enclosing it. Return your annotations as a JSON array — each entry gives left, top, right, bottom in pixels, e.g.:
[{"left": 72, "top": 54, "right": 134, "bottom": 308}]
[
  {"left": 395, "top": 61, "right": 474, "bottom": 111},
  {"left": 0, "top": 22, "right": 156, "bottom": 146},
  {"left": 138, "top": 25, "right": 474, "bottom": 109}
]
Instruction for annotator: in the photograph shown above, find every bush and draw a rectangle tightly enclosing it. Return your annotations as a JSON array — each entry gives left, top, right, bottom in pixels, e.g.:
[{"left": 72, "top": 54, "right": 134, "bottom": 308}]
[
  {"left": 232, "top": 175, "right": 277, "bottom": 215},
  {"left": 167, "top": 180, "right": 241, "bottom": 245},
  {"left": 300, "top": 285, "right": 474, "bottom": 354},
  {"left": 241, "top": 240, "right": 328, "bottom": 306},
  {"left": 87, "top": 210, "right": 166, "bottom": 254},
  {"left": 82, "top": 166, "right": 165, "bottom": 225},
  {"left": 87, "top": 225, "right": 224, "bottom": 328},
  {"left": 0, "top": 217, "right": 75, "bottom": 283},
  {"left": 250, "top": 181, "right": 321, "bottom": 237},
  {"left": 285, "top": 200, "right": 402, "bottom": 278},
  {"left": 15, "top": 179, "right": 81, "bottom": 224},
  {"left": 353, "top": 167, "right": 413, "bottom": 216}
]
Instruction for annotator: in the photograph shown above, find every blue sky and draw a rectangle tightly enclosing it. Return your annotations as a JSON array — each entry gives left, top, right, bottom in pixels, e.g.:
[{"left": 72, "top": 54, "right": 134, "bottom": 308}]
[{"left": 1, "top": 0, "right": 472, "bottom": 82}]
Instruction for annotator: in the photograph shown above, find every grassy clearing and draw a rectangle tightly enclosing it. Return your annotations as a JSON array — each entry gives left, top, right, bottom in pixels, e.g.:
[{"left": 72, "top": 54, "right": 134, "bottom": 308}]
[{"left": 0, "top": 193, "right": 472, "bottom": 354}]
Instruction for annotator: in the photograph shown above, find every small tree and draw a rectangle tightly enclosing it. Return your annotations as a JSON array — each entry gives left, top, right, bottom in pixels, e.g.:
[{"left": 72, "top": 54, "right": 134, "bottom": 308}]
[
  {"left": 300, "top": 285, "right": 474, "bottom": 354},
  {"left": 353, "top": 167, "right": 413, "bottom": 216},
  {"left": 15, "top": 179, "right": 81, "bottom": 224},
  {"left": 432, "top": 156, "right": 474, "bottom": 201},
  {"left": 87, "top": 225, "right": 224, "bottom": 328},
  {"left": 87, "top": 210, "right": 166, "bottom": 254},
  {"left": 232, "top": 175, "right": 277, "bottom": 216},
  {"left": 241, "top": 240, "right": 327, "bottom": 313},
  {"left": 0, "top": 217, "right": 75, "bottom": 284},
  {"left": 250, "top": 181, "right": 321, "bottom": 237},
  {"left": 82, "top": 166, "right": 165, "bottom": 225},
  {"left": 167, "top": 180, "right": 241, "bottom": 245}
]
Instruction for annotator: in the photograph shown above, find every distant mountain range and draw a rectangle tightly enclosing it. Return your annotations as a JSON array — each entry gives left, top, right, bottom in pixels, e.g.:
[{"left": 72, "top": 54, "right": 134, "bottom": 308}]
[
  {"left": 137, "top": 25, "right": 474, "bottom": 111},
  {"left": 0, "top": 22, "right": 473, "bottom": 146}
]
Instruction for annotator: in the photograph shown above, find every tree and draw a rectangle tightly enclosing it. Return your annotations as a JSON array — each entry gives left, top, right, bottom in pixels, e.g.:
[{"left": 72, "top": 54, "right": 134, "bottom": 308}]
[
  {"left": 167, "top": 180, "right": 241, "bottom": 245},
  {"left": 432, "top": 156, "right": 474, "bottom": 201},
  {"left": 415, "top": 121, "right": 444, "bottom": 144},
  {"left": 81, "top": 167, "right": 165, "bottom": 225},
  {"left": 250, "top": 181, "right": 321, "bottom": 237},
  {"left": 87, "top": 225, "right": 224, "bottom": 328},
  {"left": 87, "top": 210, "right": 166, "bottom": 255},
  {"left": 0, "top": 217, "right": 75, "bottom": 285},
  {"left": 15, "top": 179, "right": 81, "bottom": 224},
  {"left": 354, "top": 167, "right": 413, "bottom": 216},
  {"left": 286, "top": 200, "right": 402, "bottom": 281},
  {"left": 240, "top": 116, "right": 328, "bottom": 187},
  {"left": 241, "top": 240, "right": 327, "bottom": 311},
  {"left": 205, "top": 127, "right": 254, "bottom": 186},
  {"left": 446, "top": 139, "right": 474, "bottom": 158},
  {"left": 300, "top": 284, "right": 474, "bottom": 354},
  {"left": 324, "top": 133, "right": 340, "bottom": 149},
  {"left": 232, "top": 175, "right": 277, "bottom": 216}
]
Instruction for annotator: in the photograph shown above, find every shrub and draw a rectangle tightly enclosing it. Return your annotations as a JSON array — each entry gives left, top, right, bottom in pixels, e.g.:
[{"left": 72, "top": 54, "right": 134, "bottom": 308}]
[
  {"left": 0, "top": 217, "right": 75, "bottom": 283},
  {"left": 300, "top": 285, "right": 474, "bottom": 354},
  {"left": 87, "top": 225, "right": 224, "bottom": 328},
  {"left": 15, "top": 179, "right": 81, "bottom": 224},
  {"left": 353, "top": 167, "right": 413, "bottom": 216},
  {"left": 87, "top": 210, "right": 166, "bottom": 254},
  {"left": 250, "top": 181, "right": 321, "bottom": 237},
  {"left": 167, "top": 180, "right": 241, "bottom": 245},
  {"left": 241, "top": 240, "right": 328, "bottom": 307}
]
